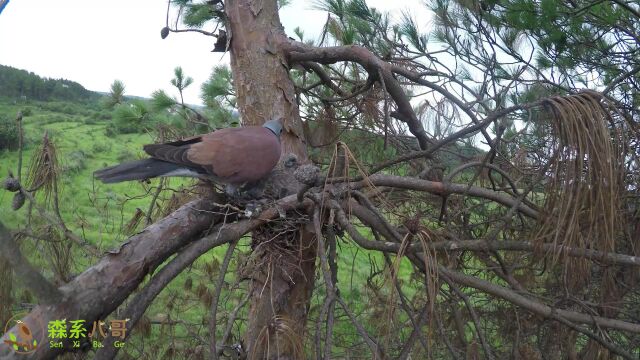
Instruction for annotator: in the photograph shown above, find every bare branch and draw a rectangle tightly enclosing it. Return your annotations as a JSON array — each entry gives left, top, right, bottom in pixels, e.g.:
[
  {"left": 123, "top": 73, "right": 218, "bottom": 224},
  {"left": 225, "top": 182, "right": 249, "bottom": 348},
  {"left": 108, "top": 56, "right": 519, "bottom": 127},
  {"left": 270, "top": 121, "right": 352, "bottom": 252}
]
[
  {"left": 0, "top": 194, "right": 309, "bottom": 359},
  {"left": 210, "top": 238, "right": 238, "bottom": 360},
  {"left": 282, "top": 41, "right": 432, "bottom": 150},
  {"left": 352, "top": 174, "right": 539, "bottom": 218},
  {"left": 336, "top": 297, "right": 386, "bottom": 359},
  {"left": 442, "top": 275, "right": 494, "bottom": 359},
  {"left": 440, "top": 267, "right": 640, "bottom": 333},
  {"left": 333, "top": 205, "right": 640, "bottom": 333},
  {"left": 95, "top": 225, "right": 239, "bottom": 359}
]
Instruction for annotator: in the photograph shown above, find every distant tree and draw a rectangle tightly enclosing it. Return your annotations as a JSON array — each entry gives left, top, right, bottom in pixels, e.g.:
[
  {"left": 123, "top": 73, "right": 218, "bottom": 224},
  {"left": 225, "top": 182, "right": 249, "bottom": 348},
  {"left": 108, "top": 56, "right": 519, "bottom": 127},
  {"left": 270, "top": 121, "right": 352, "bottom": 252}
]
[
  {"left": 0, "top": 114, "right": 19, "bottom": 150},
  {"left": 170, "top": 66, "right": 194, "bottom": 105},
  {"left": 101, "top": 79, "right": 126, "bottom": 109},
  {"left": 151, "top": 67, "right": 219, "bottom": 132}
]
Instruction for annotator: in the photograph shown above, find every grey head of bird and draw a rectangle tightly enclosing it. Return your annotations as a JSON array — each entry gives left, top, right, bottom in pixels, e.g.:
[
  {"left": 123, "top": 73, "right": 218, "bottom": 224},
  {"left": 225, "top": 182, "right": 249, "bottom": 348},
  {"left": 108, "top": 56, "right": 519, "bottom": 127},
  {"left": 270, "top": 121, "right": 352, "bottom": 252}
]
[{"left": 263, "top": 119, "right": 283, "bottom": 138}]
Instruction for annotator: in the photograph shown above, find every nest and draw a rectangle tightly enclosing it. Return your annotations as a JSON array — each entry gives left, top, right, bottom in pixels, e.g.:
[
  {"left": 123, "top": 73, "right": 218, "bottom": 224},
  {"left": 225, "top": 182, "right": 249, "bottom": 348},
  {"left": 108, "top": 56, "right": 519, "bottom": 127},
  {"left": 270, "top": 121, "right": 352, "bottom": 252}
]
[
  {"left": 246, "top": 208, "right": 311, "bottom": 281},
  {"left": 235, "top": 153, "right": 313, "bottom": 281},
  {"left": 252, "top": 211, "right": 309, "bottom": 251}
]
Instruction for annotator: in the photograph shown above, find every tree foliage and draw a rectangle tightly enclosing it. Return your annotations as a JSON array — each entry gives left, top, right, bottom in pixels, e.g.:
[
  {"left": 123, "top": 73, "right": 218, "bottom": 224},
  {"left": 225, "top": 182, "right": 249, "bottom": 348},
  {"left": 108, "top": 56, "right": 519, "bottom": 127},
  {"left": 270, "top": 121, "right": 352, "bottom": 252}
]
[
  {"left": 0, "top": 114, "right": 19, "bottom": 151},
  {"left": 101, "top": 79, "right": 126, "bottom": 109},
  {"left": 0, "top": 65, "right": 98, "bottom": 102}
]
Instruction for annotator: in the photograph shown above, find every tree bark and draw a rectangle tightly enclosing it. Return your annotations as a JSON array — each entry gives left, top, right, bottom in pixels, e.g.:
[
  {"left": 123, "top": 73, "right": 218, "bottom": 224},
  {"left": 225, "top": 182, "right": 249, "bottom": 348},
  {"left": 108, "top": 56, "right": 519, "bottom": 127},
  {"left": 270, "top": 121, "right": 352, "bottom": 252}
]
[
  {"left": 224, "top": 0, "right": 316, "bottom": 358},
  {"left": 0, "top": 199, "right": 218, "bottom": 359}
]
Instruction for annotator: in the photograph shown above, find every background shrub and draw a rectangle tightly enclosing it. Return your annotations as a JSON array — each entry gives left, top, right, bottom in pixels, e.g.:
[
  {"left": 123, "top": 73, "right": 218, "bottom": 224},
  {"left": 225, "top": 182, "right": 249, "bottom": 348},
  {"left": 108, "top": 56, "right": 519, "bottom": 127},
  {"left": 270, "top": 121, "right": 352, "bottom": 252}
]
[
  {"left": 0, "top": 115, "right": 19, "bottom": 150},
  {"left": 62, "top": 150, "right": 87, "bottom": 173}
]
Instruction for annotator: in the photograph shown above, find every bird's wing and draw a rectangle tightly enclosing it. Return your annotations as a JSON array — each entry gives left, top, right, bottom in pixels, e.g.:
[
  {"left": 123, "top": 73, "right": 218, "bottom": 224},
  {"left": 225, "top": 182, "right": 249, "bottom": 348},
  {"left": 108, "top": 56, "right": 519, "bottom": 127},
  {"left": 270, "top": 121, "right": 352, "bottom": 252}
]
[
  {"left": 142, "top": 128, "right": 250, "bottom": 177},
  {"left": 187, "top": 127, "right": 281, "bottom": 181},
  {"left": 184, "top": 128, "right": 248, "bottom": 178},
  {"left": 142, "top": 127, "right": 280, "bottom": 183},
  {"left": 143, "top": 136, "right": 208, "bottom": 174}
]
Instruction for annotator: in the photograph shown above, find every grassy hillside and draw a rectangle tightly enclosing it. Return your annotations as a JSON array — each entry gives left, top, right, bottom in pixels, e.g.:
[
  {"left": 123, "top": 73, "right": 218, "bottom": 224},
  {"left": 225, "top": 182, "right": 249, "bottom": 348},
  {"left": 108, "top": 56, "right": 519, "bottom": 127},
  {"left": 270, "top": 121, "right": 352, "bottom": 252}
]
[{"left": 0, "top": 99, "right": 154, "bottom": 242}]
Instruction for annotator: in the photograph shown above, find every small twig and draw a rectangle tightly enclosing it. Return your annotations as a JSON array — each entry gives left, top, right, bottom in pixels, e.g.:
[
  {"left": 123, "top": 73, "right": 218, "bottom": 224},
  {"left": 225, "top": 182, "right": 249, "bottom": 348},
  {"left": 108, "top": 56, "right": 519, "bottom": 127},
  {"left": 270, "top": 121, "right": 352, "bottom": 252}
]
[
  {"left": 336, "top": 297, "right": 385, "bottom": 359},
  {"left": 11, "top": 175, "right": 100, "bottom": 256},
  {"left": 442, "top": 275, "right": 495, "bottom": 360},
  {"left": 324, "top": 216, "right": 338, "bottom": 360},
  {"left": 315, "top": 290, "right": 331, "bottom": 360},
  {"left": 219, "top": 293, "right": 250, "bottom": 352},
  {"left": 312, "top": 207, "right": 338, "bottom": 360},
  {"left": 16, "top": 111, "right": 23, "bottom": 182},
  {"left": 210, "top": 239, "right": 239, "bottom": 360},
  {"left": 434, "top": 305, "right": 464, "bottom": 360},
  {"left": 544, "top": 308, "right": 637, "bottom": 360},
  {"left": 603, "top": 64, "right": 640, "bottom": 95},
  {"left": 146, "top": 179, "right": 165, "bottom": 226},
  {"left": 397, "top": 304, "right": 430, "bottom": 360},
  {"left": 377, "top": 68, "right": 390, "bottom": 149},
  {"left": 351, "top": 190, "right": 403, "bottom": 242},
  {"left": 382, "top": 253, "right": 430, "bottom": 356},
  {"left": 165, "top": 0, "right": 170, "bottom": 27}
]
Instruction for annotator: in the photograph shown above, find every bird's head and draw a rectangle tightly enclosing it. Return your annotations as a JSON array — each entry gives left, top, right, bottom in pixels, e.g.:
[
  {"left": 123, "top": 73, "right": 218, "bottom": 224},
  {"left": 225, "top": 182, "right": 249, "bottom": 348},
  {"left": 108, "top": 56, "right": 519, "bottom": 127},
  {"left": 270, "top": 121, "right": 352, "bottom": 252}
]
[{"left": 263, "top": 119, "right": 283, "bottom": 138}]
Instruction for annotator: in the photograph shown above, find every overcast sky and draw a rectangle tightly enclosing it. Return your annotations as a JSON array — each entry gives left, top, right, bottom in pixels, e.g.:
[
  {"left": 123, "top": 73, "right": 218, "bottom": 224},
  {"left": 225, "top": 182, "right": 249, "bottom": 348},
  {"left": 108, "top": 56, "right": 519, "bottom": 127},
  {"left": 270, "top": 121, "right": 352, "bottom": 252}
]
[{"left": 0, "top": 0, "right": 430, "bottom": 105}]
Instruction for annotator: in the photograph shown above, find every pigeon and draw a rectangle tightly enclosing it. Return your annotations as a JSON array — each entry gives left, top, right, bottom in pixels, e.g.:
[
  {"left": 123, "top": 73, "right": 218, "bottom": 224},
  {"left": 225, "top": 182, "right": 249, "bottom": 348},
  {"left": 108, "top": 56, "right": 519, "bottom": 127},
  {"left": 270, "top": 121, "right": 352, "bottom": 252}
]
[{"left": 94, "top": 119, "right": 283, "bottom": 195}]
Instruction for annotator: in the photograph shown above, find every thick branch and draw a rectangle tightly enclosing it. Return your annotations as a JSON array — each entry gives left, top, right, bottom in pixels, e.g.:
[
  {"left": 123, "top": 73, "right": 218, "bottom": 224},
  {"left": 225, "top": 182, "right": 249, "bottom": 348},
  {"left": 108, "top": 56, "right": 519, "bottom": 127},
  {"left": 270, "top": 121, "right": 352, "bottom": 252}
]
[
  {"left": 282, "top": 41, "right": 432, "bottom": 150},
  {"left": 95, "top": 219, "right": 263, "bottom": 359},
  {"left": 347, "top": 201, "right": 640, "bottom": 266},
  {"left": 440, "top": 267, "right": 640, "bottom": 334},
  {"left": 1, "top": 194, "right": 310, "bottom": 359},
  {"left": 0, "top": 198, "right": 218, "bottom": 359},
  {"left": 368, "top": 100, "right": 543, "bottom": 175},
  {"left": 334, "top": 207, "right": 640, "bottom": 334},
  {"left": 0, "top": 221, "right": 62, "bottom": 303},
  {"left": 353, "top": 174, "right": 539, "bottom": 218}
]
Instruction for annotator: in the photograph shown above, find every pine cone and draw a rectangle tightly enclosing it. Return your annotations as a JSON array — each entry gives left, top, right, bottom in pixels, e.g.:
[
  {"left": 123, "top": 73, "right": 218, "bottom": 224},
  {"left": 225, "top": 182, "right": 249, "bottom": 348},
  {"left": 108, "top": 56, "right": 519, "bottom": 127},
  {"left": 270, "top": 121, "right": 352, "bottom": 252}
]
[
  {"left": 160, "top": 27, "right": 170, "bottom": 39},
  {"left": 12, "top": 191, "right": 25, "bottom": 210},
  {"left": 3, "top": 177, "right": 20, "bottom": 192}
]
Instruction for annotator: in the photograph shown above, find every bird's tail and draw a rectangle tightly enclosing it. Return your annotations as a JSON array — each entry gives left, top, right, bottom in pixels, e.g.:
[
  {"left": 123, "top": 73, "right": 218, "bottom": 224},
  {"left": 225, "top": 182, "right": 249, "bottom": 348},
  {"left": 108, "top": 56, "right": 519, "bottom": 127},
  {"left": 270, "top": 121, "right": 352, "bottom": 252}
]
[{"left": 94, "top": 158, "right": 183, "bottom": 183}]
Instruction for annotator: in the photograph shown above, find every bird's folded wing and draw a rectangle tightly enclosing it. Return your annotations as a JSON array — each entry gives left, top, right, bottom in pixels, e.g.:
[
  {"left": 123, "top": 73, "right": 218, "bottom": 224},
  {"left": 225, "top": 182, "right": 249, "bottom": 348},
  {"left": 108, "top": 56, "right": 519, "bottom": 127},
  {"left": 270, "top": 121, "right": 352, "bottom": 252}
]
[
  {"left": 186, "top": 132, "right": 239, "bottom": 178},
  {"left": 142, "top": 130, "right": 237, "bottom": 176},
  {"left": 141, "top": 127, "right": 279, "bottom": 183},
  {"left": 143, "top": 141, "right": 208, "bottom": 174},
  {"left": 186, "top": 128, "right": 281, "bottom": 181}
]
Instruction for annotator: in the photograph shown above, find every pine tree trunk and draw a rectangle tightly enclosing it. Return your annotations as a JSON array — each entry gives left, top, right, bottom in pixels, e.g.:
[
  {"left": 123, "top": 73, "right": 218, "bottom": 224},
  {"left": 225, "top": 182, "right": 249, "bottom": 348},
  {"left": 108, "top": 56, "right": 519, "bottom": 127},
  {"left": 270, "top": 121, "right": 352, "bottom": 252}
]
[{"left": 225, "top": 1, "right": 316, "bottom": 358}]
